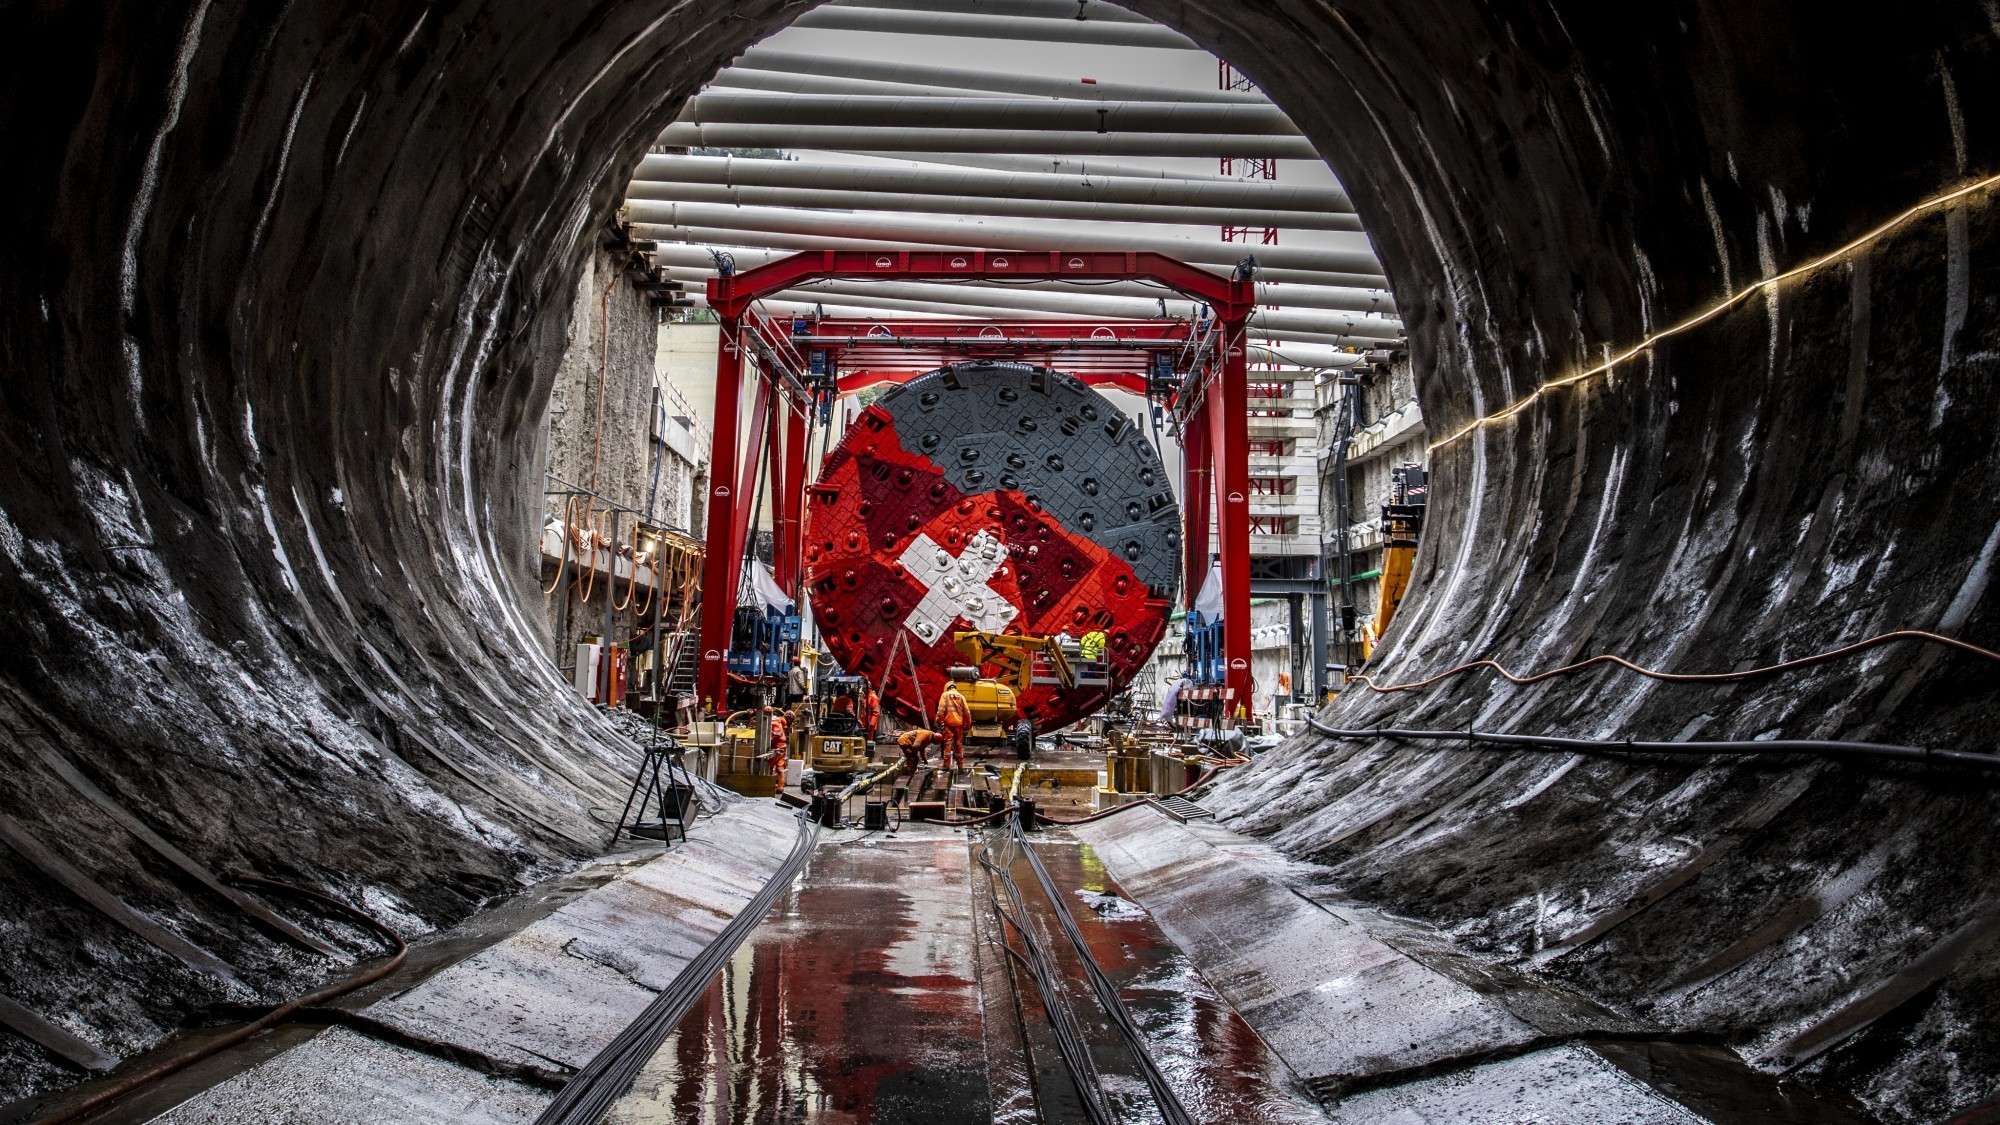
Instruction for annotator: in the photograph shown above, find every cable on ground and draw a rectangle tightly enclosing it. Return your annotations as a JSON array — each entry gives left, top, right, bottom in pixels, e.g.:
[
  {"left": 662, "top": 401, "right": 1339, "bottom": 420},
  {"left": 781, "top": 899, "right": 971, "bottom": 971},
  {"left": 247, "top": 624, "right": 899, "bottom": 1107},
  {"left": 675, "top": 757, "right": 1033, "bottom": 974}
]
[
  {"left": 1351, "top": 629, "right": 2000, "bottom": 696},
  {"left": 1304, "top": 718, "right": 2000, "bottom": 772},
  {"left": 1008, "top": 817, "right": 1195, "bottom": 1125},
  {"left": 532, "top": 810, "right": 821, "bottom": 1125}
]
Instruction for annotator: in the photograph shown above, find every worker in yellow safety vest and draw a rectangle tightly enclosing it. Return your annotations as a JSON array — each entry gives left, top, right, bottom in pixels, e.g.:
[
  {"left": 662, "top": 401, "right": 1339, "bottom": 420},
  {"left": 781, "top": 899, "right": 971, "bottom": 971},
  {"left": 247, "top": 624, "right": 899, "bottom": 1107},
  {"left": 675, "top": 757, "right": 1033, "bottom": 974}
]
[
  {"left": 1079, "top": 630, "right": 1107, "bottom": 662},
  {"left": 934, "top": 682, "right": 971, "bottom": 772}
]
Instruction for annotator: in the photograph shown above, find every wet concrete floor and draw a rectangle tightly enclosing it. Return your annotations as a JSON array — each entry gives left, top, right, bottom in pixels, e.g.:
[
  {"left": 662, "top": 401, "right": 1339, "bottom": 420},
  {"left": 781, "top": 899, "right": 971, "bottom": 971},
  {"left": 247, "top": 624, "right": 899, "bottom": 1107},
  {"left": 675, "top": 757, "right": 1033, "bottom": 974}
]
[
  {"left": 607, "top": 835, "right": 991, "bottom": 1124},
  {"left": 606, "top": 825, "right": 1324, "bottom": 1124},
  {"left": 988, "top": 834, "right": 1329, "bottom": 1125}
]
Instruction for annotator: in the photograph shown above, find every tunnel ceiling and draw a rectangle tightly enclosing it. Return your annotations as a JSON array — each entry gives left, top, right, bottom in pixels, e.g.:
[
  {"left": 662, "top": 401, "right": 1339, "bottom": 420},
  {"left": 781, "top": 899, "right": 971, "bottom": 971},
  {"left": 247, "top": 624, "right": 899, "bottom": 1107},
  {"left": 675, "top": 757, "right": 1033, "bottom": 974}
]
[{"left": 4, "top": 0, "right": 1999, "bottom": 1117}]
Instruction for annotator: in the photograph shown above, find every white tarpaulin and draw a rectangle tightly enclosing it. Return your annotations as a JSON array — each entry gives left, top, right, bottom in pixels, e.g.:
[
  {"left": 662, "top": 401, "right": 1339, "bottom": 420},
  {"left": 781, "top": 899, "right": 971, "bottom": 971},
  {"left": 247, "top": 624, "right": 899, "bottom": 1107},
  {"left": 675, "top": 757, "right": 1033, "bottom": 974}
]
[
  {"left": 749, "top": 560, "right": 795, "bottom": 613},
  {"left": 1192, "top": 562, "right": 1224, "bottom": 619}
]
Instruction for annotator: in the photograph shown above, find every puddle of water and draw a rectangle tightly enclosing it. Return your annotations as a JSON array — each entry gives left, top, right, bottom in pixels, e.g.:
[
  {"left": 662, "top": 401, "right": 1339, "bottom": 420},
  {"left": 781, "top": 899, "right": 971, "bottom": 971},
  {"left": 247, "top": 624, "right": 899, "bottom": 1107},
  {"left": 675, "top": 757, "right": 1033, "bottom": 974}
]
[{"left": 608, "top": 839, "right": 991, "bottom": 1125}]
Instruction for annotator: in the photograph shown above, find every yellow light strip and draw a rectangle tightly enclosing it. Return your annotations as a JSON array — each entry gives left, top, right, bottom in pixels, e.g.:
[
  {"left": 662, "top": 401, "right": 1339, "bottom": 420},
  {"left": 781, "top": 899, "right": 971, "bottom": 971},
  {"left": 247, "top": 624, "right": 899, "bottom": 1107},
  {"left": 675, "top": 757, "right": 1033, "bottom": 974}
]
[{"left": 1428, "top": 172, "right": 2000, "bottom": 454}]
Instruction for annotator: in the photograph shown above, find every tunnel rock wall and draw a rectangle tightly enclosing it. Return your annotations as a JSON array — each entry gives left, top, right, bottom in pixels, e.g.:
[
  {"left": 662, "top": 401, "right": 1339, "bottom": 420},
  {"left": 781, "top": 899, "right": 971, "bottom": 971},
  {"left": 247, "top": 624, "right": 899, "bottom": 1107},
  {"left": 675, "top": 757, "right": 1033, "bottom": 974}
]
[
  {"left": 3, "top": 0, "right": 1999, "bottom": 1115},
  {"left": 1170, "top": 2, "right": 2000, "bottom": 1118},
  {"left": 0, "top": 0, "right": 803, "bottom": 1098}
]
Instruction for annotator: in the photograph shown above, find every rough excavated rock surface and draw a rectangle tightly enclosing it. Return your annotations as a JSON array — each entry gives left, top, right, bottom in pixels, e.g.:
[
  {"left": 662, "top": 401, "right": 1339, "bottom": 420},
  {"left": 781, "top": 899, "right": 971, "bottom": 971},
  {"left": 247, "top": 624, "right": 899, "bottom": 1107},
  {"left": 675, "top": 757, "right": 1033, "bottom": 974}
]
[{"left": 2, "top": 0, "right": 1997, "bottom": 1118}]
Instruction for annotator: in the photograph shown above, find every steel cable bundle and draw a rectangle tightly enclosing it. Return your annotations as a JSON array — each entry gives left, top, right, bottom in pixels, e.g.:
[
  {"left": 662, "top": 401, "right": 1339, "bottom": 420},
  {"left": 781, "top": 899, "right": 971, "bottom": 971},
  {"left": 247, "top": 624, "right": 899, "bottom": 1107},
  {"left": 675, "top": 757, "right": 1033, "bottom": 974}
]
[
  {"left": 1009, "top": 817, "right": 1196, "bottom": 1125},
  {"left": 532, "top": 811, "right": 821, "bottom": 1125},
  {"left": 978, "top": 832, "right": 1115, "bottom": 1125}
]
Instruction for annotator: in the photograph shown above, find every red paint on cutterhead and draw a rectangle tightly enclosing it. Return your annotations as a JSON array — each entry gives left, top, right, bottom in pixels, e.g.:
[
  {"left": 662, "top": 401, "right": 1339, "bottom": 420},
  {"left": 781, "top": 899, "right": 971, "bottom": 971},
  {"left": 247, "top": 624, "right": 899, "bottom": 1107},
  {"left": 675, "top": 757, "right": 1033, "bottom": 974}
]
[{"left": 805, "top": 404, "right": 1168, "bottom": 730}]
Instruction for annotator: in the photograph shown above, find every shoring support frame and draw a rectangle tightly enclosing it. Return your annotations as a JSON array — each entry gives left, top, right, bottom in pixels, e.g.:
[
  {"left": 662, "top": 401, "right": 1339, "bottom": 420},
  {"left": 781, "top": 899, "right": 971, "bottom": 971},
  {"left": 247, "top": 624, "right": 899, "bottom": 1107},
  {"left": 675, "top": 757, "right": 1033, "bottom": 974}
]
[{"left": 696, "top": 249, "right": 1257, "bottom": 711}]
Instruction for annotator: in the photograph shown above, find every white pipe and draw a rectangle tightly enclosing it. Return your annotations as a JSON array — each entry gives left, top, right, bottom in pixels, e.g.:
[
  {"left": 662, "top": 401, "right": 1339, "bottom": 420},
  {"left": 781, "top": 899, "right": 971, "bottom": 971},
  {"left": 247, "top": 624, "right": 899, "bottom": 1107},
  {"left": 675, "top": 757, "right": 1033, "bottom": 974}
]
[
  {"left": 621, "top": 200, "right": 1385, "bottom": 278},
  {"left": 786, "top": 6, "right": 1200, "bottom": 48},
  {"left": 1246, "top": 342, "right": 1367, "bottom": 368},
  {"left": 655, "top": 122, "right": 1319, "bottom": 159},
  {"left": 724, "top": 299, "right": 1372, "bottom": 367},
  {"left": 727, "top": 48, "right": 1265, "bottom": 104},
  {"left": 631, "top": 153, "right": 1354, "bottom": 212},
  {"left": 708, "top": 70, "right": 1018, "bottom": 101},
  {"left": 717, "top": 289, "right": 1399, "bottom": 346},
  {"left": 643, "top": 244, "right": 1396, "bottom": 313},
  {"left": 629, "top": 227, "right": 1389, "bottom": 289},
  {"left": 658, "top": 270, "right": 1404, "bottom": 339},
  {"left": 677, "top": 93, "right": 1302, "bottom": 136},
  {"left": 856, "top": 151, "right": 1241, "bottom": 181},
  {"left": 826, "top": 0, "right": 1155, "bottom": 27},
  {"left": 627, "top": 180, "right": 1361, "bottom": 233}
]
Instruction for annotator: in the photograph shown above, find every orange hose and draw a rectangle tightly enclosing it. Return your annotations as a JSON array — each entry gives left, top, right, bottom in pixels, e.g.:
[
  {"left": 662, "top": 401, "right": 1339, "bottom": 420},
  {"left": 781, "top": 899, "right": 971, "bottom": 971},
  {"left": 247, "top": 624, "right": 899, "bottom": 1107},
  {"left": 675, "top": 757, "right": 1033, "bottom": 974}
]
[
  {"left": 575, "top": 509, "right": 610, "bottom": 604},
  {"left": 541, "top": 494, "right": 576, "bottom": 596},
  {"left": 1354, "top": 629, "right": 2000, "bottom": 695},
  {"left": 613, "top": 522, "right": 640, "bottom": 614}
]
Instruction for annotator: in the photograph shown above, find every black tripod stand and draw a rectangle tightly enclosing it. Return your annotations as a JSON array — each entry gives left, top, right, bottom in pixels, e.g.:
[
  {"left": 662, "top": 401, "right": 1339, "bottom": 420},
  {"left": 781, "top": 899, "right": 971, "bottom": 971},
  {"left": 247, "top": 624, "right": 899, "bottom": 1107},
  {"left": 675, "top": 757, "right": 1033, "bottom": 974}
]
[{"left": 610, "top": 720, "right": 696, "bottom": 848}]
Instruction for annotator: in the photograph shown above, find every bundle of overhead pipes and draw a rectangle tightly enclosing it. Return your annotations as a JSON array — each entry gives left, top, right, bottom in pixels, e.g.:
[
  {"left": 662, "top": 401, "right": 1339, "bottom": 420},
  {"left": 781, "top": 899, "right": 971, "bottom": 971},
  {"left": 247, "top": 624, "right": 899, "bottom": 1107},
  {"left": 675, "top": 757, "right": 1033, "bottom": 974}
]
[{"left": 620, "top": 0, "right": 1405, "bottom": 364}]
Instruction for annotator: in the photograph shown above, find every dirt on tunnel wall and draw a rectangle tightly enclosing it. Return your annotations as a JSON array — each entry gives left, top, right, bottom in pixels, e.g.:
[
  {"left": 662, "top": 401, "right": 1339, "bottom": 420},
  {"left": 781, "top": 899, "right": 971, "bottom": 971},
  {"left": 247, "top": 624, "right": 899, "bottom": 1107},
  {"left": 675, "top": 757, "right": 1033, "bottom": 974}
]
[{"left": 1, "top": 0, "right": 1997, "bottom": 1116}]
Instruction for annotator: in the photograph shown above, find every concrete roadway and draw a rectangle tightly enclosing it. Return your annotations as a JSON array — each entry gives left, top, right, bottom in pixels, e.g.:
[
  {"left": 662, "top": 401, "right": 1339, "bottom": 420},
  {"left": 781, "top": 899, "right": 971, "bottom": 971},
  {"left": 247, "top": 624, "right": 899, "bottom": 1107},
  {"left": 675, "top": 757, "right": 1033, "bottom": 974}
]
[{"left": 127, "top": 798, "right": 1860, "bottom": 1124}]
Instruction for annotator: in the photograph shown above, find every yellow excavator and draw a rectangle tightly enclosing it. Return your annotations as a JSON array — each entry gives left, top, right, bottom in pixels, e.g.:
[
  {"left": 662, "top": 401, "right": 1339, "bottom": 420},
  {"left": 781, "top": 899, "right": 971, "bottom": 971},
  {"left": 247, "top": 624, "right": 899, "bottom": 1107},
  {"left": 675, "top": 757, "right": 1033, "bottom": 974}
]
[
  {"left": 953, "top": 631, "right": 1075, "bottom": 691},
  {"left": 947, "top": 631, "right": 1079, "bottom": 744}
]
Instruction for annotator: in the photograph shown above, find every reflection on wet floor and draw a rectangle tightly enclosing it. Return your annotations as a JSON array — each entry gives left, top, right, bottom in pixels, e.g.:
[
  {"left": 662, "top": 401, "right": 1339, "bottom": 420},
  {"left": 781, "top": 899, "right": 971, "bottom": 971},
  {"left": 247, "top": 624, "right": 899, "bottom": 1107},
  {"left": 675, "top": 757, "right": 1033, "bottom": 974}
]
[
  {"left": 606, "top": 828, "right": 1324, "bottom": 1124},
  {"left": 999, "top": 837, "right": 1329, "bottom": 1125},
  {"left": 609, "top": 837, "right": 990, "bottom": 1124}
]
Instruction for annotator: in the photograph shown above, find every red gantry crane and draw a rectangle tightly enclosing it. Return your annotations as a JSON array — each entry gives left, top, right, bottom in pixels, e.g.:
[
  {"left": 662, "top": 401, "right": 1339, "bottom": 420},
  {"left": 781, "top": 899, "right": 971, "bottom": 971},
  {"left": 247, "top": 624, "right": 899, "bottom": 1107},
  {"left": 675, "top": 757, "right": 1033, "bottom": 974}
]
[{"left": 694, "top": 249, "right": 1259, "bottom": 720}]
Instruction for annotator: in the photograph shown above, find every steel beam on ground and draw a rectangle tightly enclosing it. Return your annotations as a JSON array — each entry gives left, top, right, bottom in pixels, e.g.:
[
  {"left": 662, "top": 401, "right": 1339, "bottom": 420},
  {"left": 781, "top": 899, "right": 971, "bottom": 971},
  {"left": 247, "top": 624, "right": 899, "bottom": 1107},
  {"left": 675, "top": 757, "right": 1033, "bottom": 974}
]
[
  {"left": 786, "top": 6, "right": 1199, "bottom": 48},
  {"left": 677, "top": 93, "right": 1302, "bottom": 136},
  {"left": 623, "top": 201, "right": 1384, "bottom": 278},
  {"left": 655, "top": 123, "right": 1319, "bottom": 159},
  {"left": 728, "top": 47, "right": 1266, "bottom": 104},
  {"left": 631, "top": 153, "right": 1354, "bottom": 213}
]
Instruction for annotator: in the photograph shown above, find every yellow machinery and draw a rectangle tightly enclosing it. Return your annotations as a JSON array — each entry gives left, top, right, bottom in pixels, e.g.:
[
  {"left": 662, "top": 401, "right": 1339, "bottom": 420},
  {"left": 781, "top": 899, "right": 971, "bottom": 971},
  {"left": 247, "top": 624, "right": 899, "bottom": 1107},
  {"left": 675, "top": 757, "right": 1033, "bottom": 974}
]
[
  {"left": 942, "top": 667, "right": 1019, "bottom": 743},
  {"left": 1366, "top": 464, "right": 1427, "bottom": 655},
  {"left": 953, "top": 631, "right": 1075, "bottom": 691},
  {"left": 805, "top": 674, "right": 873, "bottom": 775}
]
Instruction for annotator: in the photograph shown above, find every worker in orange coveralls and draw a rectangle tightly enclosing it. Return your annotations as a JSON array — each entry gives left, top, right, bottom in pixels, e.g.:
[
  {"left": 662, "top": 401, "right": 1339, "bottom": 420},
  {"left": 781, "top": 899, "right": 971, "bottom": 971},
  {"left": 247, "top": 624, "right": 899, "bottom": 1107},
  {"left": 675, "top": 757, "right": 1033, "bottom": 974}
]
[
  {"left": 862, "top": 686, "right": 881, "bottom": 744},
  {"left": 934, "top": 681, "right": 970, "bottom": 772},
  {"left": 765, "top": 706, "right": 789, "bottom": 780},
  {"left": 897, "top": 727, "right": 936, "bottom": 775}
]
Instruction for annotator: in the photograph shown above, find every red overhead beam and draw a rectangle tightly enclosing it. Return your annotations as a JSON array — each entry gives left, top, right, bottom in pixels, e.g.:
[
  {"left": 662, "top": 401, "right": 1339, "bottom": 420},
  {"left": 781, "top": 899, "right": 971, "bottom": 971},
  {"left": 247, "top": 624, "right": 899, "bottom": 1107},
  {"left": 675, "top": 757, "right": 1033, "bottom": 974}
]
[{"left": 709, "top": 249, "right": 1255, "bottom": 321}]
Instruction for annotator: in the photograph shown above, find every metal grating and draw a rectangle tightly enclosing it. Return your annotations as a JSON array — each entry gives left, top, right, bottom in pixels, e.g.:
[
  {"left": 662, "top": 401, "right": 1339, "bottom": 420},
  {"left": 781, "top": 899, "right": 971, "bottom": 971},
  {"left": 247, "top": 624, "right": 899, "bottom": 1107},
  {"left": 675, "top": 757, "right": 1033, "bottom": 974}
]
[{"left": 1155, "top": 795, "right": 1214, "bottom": 823}]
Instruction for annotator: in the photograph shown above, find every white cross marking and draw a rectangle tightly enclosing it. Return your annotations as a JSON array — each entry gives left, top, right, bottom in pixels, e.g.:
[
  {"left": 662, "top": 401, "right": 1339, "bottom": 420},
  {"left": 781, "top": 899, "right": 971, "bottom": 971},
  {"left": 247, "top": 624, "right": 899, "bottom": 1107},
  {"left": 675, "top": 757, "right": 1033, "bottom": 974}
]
[{"left": 896, "top": 531, "right": 1017, "bottom": 645}]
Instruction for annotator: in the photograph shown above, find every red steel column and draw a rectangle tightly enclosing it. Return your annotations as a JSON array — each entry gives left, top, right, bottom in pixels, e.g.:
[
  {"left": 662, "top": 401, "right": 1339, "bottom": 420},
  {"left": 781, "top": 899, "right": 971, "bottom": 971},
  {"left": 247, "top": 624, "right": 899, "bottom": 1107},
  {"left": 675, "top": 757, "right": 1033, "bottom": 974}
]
[
  {"left": 773, "top": 398, "right": 809, "bottom": 596},
  {"left": 696, "top": 320, "right": 747, "bottom": 711},
  {"left": 1214, "top": 321, "right": 1254, "bottom": 715},
  {"left": 1181, "top": 391, "right": 1212, "bottom": 608},
  {"left": 729, "top": 372, "right": 773, "bottom": 571}
]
